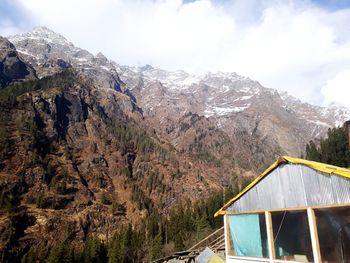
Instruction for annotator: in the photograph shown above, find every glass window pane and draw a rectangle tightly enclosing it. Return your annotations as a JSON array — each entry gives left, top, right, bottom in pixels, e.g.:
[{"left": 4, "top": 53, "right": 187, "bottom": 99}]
[
  {"left": 272, "top": 210, "right": 314, "bottom": 262},
  {"left": 315, "top": 206, "right": 350, "bottom": 262},
  {"left": 228, "top": 213, "right": 268, "bottom": 258}
]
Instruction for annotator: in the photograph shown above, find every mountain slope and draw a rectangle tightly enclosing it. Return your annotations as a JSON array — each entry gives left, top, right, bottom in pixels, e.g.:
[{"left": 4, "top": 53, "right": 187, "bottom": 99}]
[{"left": 0, "top": 67, "right": 231, "bottom": 261}]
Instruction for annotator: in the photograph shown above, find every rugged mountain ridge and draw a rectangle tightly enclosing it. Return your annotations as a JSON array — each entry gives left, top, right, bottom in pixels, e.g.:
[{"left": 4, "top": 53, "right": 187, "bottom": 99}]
[
  {"left": 8, "top": 27, "right": 128, "bottom": 93},
  {"left": 8, "top": 26, "right": 350, "bottom": 171},
  {"left": 117, "top": 65, "right": 350, "bottom": 170}
]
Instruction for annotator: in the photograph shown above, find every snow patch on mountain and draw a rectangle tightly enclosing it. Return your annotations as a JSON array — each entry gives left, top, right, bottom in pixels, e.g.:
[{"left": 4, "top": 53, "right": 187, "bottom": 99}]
[{"left": 204, "top": 104, "right": 250, "bottom": 117}]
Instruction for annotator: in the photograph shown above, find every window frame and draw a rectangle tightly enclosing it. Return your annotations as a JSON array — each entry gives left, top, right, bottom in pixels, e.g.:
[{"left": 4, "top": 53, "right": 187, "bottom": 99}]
[
  {"left": 225, "top": 212, "right": 269, "bottom": 258},
  {"left": 224, "top": 204, "right": 350, "bottom": 262}
]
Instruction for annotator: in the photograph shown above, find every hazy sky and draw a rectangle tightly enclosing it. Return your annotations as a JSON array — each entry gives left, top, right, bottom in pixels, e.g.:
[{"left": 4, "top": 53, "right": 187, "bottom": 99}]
[{"left": 1, "top": 0, "right": 350, "bottom": 108}]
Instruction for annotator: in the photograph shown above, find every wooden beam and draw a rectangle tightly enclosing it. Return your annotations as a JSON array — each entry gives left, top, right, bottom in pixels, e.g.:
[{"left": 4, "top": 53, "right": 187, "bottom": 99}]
[
  {"left": 208, "top": 235, "right": 225, "bottom": 247},
  {"left": 265, "top": 211, "right": 276, "bottom": 260},
  {"left": 307, "top": 207, "right": 322, "bottom": 263},
  {"left": 189, "top": 226, "right": 224, "bottom": 250},
  {"left": 221, "top": 203, "right": 350, "bottom": 215}
]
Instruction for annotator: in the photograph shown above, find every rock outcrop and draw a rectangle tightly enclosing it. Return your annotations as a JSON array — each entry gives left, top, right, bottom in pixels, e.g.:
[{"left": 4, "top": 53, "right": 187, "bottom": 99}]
[{"left": 0, "top": 36, "right": 36, "bottom": 88}]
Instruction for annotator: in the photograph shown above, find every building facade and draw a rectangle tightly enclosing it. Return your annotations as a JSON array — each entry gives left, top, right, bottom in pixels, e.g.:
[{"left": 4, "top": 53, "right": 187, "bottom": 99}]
[{"left": 215, "top": 156, "right": 350, "bottom": 263}]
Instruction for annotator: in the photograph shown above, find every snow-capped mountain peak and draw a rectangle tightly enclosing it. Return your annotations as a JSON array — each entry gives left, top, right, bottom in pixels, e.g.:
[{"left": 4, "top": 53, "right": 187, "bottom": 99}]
[
  {"left": 7, "top": 27, "right": 126, "bottom": 91},
  {"left": 10, "top": 26, "right": 72, "bottom": 47}
]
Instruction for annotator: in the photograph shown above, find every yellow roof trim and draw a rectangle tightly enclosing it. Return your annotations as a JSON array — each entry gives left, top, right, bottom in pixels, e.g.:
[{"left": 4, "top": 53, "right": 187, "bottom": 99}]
[
  {"left": 214, "top": 156, "right": 350, "bottom": 217},
  {"left": 282, "top": 156, "right": 350, "bottom": 179}
]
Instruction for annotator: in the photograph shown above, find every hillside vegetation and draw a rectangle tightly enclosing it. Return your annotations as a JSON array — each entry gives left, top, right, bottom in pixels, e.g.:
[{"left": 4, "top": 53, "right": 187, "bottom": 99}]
[{"left": 0, "top": 70, "right": 253, "bottom": 262}]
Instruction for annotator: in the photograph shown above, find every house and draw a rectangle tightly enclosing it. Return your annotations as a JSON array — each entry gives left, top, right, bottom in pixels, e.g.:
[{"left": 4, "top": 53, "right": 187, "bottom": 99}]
[{"left": 215, "top": 156, "right": 350, "bottom": 263}]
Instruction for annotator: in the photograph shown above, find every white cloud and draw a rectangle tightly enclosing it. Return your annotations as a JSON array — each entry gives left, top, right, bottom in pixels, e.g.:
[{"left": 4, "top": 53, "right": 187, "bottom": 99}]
[
  {"left": 8, "top": 0, "right": 350, "bottom": 107},
  {"left": 0, "top": 20, "right": 22, "bottom": 36},
  {"left": 321, "top": 69, "right": 350, "bottom": 108}
]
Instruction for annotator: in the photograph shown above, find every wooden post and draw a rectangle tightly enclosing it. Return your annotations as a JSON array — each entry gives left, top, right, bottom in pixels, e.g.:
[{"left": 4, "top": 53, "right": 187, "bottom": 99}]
[
  {"left": 307, "top": 207, "right": 321, "bottom": 263},
  {"left": 165, "top": 221, "right": 168, "bottom": 244},
  {"left": 265, "top": 211, "right": 276, "bottom": 261},
  {"left": 224, "top": 215, "right": 234, "bottom": 257}
]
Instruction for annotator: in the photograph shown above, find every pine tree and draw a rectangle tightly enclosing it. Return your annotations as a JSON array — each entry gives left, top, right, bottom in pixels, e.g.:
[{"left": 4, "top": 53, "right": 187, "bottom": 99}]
[
  {"left": 150, "top": 234, "right": 163, "bottom": 260},
  {"left": 108, "top": 224, "right": 143, "bottom": 263},
  {"left": 82, "top": 237, "right": 107, "bottom": 263},
  {"left": 194, "top": 214, "right": 210, "bottom": 241},
  {"left": 46, "top": 243, "right": 74, "bottom": 263},
  {"left": 306, "top": 140, "right": 321, "bottom": 162},
  {"left": 146, "top": 211, "right": 160, "bottom": 239},
  {"left": 306, "top": 125, "right": 350, "bottom": 167}
]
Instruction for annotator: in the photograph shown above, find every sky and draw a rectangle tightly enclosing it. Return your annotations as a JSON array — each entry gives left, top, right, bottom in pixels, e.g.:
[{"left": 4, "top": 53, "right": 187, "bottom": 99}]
[{"left": 1, "top": 0, "right": 350, "bottom": 108}]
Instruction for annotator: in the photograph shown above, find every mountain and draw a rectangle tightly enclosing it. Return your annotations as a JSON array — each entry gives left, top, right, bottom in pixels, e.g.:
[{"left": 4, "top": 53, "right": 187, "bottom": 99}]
[
  {"left": 8, "top": 27, "right": 130, "bottom": 93},
  {"left": 0, "top": 30, "right": 233, "bottom": 261},
  {"left": 0, "top": 26, "right": 349, "bottom": 261},
  {"left": 117, "top": 65, "right": 350, "bottom": 170},
  {"left": 10, "top": 27, "right": 349, "bottom": 173}
]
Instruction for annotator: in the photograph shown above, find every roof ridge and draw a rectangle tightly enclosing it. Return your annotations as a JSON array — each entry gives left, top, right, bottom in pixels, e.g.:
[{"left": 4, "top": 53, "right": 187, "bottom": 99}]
[{"left": 283, "top": 156, "right": 350, "bottom": 178}]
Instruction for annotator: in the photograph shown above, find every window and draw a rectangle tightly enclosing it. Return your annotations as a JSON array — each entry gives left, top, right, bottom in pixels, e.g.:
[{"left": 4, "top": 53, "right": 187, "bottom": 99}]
[
  {"left": 315, "top": 206, "right": 350, "bottom": 262},
  {"left": 227, "top": 213, "right": 269, "bottom": 258},
  {"left": 271, "top": 210, "right": 314, "bottom": 262}
]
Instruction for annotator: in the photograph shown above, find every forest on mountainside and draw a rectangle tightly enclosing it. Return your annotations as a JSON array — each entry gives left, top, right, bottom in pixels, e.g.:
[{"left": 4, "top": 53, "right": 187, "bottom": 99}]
[
  {"left": 42, "top": 120, "right": 350, "bottom": 263},
  {"left": 305, "top": 124, "right": 350, "bottom": 167},
  {"left": 17, "top": 122, "right": 350, "bottom": 263},
  {"left": 17, "top": 183, "right": 248, "bottom": 263}
]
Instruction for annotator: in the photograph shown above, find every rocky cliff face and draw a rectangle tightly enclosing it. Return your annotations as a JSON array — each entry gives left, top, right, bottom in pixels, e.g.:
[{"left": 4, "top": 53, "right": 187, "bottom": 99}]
[{"left": 0, "top": 36, "right": 36, "bottom": 88}]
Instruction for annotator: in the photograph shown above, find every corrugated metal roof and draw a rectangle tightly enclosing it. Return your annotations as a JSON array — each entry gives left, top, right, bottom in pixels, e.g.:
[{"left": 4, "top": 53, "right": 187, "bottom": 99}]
[{"left": 214, "top": 156, "right": 350, "bottom": 217}]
